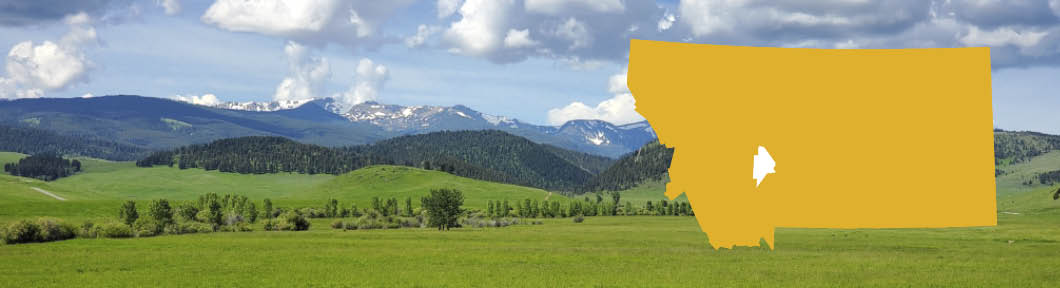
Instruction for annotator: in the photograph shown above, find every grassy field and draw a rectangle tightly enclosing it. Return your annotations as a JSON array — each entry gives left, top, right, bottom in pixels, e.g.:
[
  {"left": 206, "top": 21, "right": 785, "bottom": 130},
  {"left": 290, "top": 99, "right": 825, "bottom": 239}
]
[
  {"left": 1, "top": 152, "right": 1059, "bottom": 286},
  {"left": 0, "top": 215, "right": 1057, "bottom": 287}
]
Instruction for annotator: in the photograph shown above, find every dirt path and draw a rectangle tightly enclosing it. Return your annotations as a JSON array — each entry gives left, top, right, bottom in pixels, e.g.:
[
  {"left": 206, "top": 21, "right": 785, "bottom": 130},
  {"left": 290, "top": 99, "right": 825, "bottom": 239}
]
[
  {"left": 30, "top": 187, "right": 66, "bottom": 201},
  {"left": 545, "top": 191, "right": 552, "bottom": 201}
]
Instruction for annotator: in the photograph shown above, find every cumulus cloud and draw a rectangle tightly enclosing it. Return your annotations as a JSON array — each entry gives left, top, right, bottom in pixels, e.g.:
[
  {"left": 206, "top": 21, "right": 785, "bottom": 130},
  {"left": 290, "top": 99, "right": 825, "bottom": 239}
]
[
  {"left": 405, "top": 24, "right": 441, "bottom": 48},
  {"left": 0, "top": 12, "right": 97, "bottom": 99},
  {"left": 435, "top": 0, "right": 667, "bottom": 64},
  {"left": 657, "top": 12, "right": 675, "bottom": 31},
  {"left": 201, "top": 0, "right": 416, "bottom": 49},
  {"left": 273, "top": 41, "right": 331, "bottom": 102},
  {"left": 156, "top": 0, "right": 181, "bottom": 15},
  {"left": 668, "top": 0, "right": 1060, "bottom": 68},
  {"left": 335, "top": 58, "right": 389, "bottom": 106},
  {"left": 438, "top": 0, "right": 463, "bottom": 19},
  {"left": 504, "top": 28, "right": 539, "bottom": 48},
  {"left": 548, "top": 69, "right": 643, "bottom": 125},
  {"left": 172, "top": 93, "right": 222, "bottom": 106}
]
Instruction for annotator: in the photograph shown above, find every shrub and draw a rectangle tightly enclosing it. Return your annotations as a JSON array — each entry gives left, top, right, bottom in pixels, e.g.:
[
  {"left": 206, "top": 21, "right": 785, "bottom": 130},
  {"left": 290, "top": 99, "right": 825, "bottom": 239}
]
[
  {"left": 265, "top": 212, "right": 310, "bottom": 231},
  {"left": 170, "top": 222, "right": 214, "bottom": 234},
  {"left": 343, "top": 221, "right": 358, "bottom": 230},
  {"left": 573, "top": 215, "right": 585, "bottom": 223},
  {"left": 3, "top": 220, "right": 41, "bottom": 244},
  {"left": 99, "top": 222, "right": 134, "bottom": 238},
  {"left": 330, "top": 219, "right": 344, "bottom": 229},
  {"left": 284, "top": 212, "right": 311, "bottom": 231},
  {"left": 79, "top": 221, "right": 98, "bottom": 238},
  {"left": 133, "top": 218, "right": 163, "bottom": 237},
  {"left": 36, "top": 218, "right": 76, "bottom": 242},
  {"left": 218, "top": 223, "right": 253, "bottom": 232}
]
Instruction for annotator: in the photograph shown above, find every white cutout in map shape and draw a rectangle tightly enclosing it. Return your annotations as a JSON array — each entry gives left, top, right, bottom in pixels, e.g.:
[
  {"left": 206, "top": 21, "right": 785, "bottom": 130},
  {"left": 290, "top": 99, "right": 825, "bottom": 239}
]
[{"left": 753, "top": 146, "right": 775, "bottom": 187}]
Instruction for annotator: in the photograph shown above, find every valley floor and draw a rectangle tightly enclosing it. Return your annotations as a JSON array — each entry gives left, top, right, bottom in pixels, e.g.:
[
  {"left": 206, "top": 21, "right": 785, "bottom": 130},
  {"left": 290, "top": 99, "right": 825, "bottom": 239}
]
[{"left": 0, "top": 215, "right": 1057, "bottom": 287}]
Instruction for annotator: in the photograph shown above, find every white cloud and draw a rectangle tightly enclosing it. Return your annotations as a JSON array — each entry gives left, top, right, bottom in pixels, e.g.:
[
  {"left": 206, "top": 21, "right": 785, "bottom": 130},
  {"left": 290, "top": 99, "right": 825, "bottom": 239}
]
[
  {"left": 555, "top": 18, "right": 591, "bottom": 50},
  {"left": 405, "top": 24, "right": 441, "bottom": 48},
  {"left": 657, "top": 12, "right": 675, "bottom": 31},
  {"left": 335, "top": 58, "right": 389, "bottom": 106},
  {"left": 443, "top": 0, "right": 515, "bottom": 57},
  {"left": 504, "top": 29, "right": 539, "bottom": 48},
  {"left": 201, "top": 0, "right": 415, "bottom": 48},
  {"left": 438, "top": 0, "right": 463, "bottom": 19},
  {"left": 274, "top": 41, "right": 331, "bottom": 102},
  {"left": 547, "top": 69, "right": 643, "bottom": 125},
  {"left": 547, "top": 93, "right": 643, "bottom": 125},
  {"left": 202, "top": 0, "right": 339, "bottom": 35},
  {"left": 525, "top": 0, "right": 625, "bottom": 15},
  {"left": 157, "top": 0, "right": 182, "bottom": 15},
  {"left": 0, "top": 12, "right": 96, "bottom": 99},
  {"left": 172, "top": 93, "right": 222, "bottom": 106},
  {"left": 960, "top": 26, "right": 1048, "bottom": 48}
]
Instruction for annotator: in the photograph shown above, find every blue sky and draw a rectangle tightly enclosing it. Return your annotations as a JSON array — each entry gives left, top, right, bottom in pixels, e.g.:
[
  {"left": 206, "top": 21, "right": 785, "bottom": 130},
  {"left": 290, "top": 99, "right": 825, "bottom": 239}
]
[{"left": 0, "top": 0, "right": 1059, "bottom": 132}]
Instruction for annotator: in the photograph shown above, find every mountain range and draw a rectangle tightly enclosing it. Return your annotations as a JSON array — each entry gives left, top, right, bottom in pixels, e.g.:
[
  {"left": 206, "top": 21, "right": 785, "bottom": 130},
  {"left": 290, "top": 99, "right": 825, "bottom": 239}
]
[{"left": 0, "top": 95, "right": 655, "bottom": 158}]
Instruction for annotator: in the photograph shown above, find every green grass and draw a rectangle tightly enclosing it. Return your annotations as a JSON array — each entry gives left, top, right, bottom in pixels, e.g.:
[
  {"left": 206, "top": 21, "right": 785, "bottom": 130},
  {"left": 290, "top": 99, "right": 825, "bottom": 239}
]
[
  {"left": 0, "top": 215, "right": 1056, "bottom": 287},
  {"left": 1, "top": 152, "right": 1059, "bottom": 286},
  {"left": 312, "top": 165, "right": 565, "bottom": 208}
]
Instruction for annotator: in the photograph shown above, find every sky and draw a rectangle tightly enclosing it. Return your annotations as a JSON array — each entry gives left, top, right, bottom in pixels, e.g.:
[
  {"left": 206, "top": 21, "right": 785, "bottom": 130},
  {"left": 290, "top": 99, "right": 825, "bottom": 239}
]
[{"left": 0, "top": 0, "right": 1059, "bottom": 132}]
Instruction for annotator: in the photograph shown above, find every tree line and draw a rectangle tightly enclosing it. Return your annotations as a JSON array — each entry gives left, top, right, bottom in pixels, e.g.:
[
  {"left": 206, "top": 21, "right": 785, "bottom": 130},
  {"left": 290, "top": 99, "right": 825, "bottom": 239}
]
[{"left": 4, "top": 153, "right": 81, "bottom": 181}]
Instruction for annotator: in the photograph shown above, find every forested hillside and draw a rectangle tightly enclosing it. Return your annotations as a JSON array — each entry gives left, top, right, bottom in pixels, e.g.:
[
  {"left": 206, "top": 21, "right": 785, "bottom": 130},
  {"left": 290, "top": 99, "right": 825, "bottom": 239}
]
[
  {"left": 994, "top": 130, "right": 1060, "bottom": 165},
  {"left": 353, "top": 130, "right": 606, "bottom": 191},
  {"left": 137, "top": 130, "right": 614, "bottom": 192},
  {"left": 0, "top": 124, "right": 147, "bottom": 161},
  {"left": 578, "top": 140, "right": 673, "bottom": 192}
]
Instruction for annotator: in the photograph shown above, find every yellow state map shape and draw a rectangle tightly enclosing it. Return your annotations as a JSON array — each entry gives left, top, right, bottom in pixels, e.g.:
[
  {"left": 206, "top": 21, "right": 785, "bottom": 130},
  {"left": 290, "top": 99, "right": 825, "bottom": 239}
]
[{"left": 627, "top": 40, "right": 996, "bottom": 249}]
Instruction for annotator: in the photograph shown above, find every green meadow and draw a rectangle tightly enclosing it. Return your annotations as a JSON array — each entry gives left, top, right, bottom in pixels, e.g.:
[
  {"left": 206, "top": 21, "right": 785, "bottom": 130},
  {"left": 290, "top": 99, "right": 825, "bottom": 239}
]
[{"left": 0, "top": 152, "right": 1058, "bottom": 287}]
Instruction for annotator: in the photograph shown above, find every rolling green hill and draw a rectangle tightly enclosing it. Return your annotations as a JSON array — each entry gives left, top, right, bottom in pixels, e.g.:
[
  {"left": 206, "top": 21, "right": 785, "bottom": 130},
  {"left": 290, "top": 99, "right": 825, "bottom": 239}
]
[
  {"left": 311, "top": 165, "right": 564, "bottom": 209},
  {"left": 0, "top": 152, "right": 566, "bottom": 222}
]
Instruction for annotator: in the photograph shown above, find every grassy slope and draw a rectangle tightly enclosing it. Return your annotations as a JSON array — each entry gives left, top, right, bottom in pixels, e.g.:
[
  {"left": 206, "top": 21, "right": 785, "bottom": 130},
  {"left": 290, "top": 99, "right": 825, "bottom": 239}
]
[
  {"left": 311, "top": 165, "right": 565, "bottom": 209},
  {"left": 0, "top": 152, "right": 563, "bottom": 221}
]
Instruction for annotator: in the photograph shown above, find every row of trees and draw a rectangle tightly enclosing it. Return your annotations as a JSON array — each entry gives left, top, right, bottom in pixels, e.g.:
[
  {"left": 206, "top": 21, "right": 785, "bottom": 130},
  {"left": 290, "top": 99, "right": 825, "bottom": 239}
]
[
  {"left": 3, "top": 153, "right": 81, "bottom": 181},
  {"left": 484, "top": 196, "right": 694, "bottom": 218}
]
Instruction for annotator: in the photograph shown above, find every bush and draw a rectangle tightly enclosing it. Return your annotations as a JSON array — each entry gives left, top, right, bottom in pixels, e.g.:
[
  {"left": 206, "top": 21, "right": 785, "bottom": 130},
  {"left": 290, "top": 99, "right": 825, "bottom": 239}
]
[
  {"left": 99, "top": 222, "right": 134, "bottom": 238},
  {"left": 161, "top": 222, "right": 214, "bottom": 234},
  {"left": 133, "top": 218, "right": 163, "bottom": 237},
  {"left": 79, "top": 221, "right": 98, "bottom": 238},
  {"left": 218, "top": 223, "right": 253, "bottom": 232},
  {"left": 37, "top": 218, "right": 76, "bottom": 242},
  {"left": 330, "top": 219, "right": 344, "bottom": 229},
  {"left": 573, "top": 215, "right": 585, "bottom": 223},
  {"left": 343, "top": 221, "right": 358, "bottom": 230},
  {"left": 264, "top": 212, "right": 310, "bottom": 231},
  {"left": 3, "top": 220, "right": 41, "bottom": 244}
]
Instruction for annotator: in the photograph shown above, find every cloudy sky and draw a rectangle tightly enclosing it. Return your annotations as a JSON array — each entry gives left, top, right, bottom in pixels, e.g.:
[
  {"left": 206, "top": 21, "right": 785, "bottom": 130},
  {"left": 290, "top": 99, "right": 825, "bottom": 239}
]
[{"left": 0, "top": 0, "right": 1058, "bottom": 131}]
